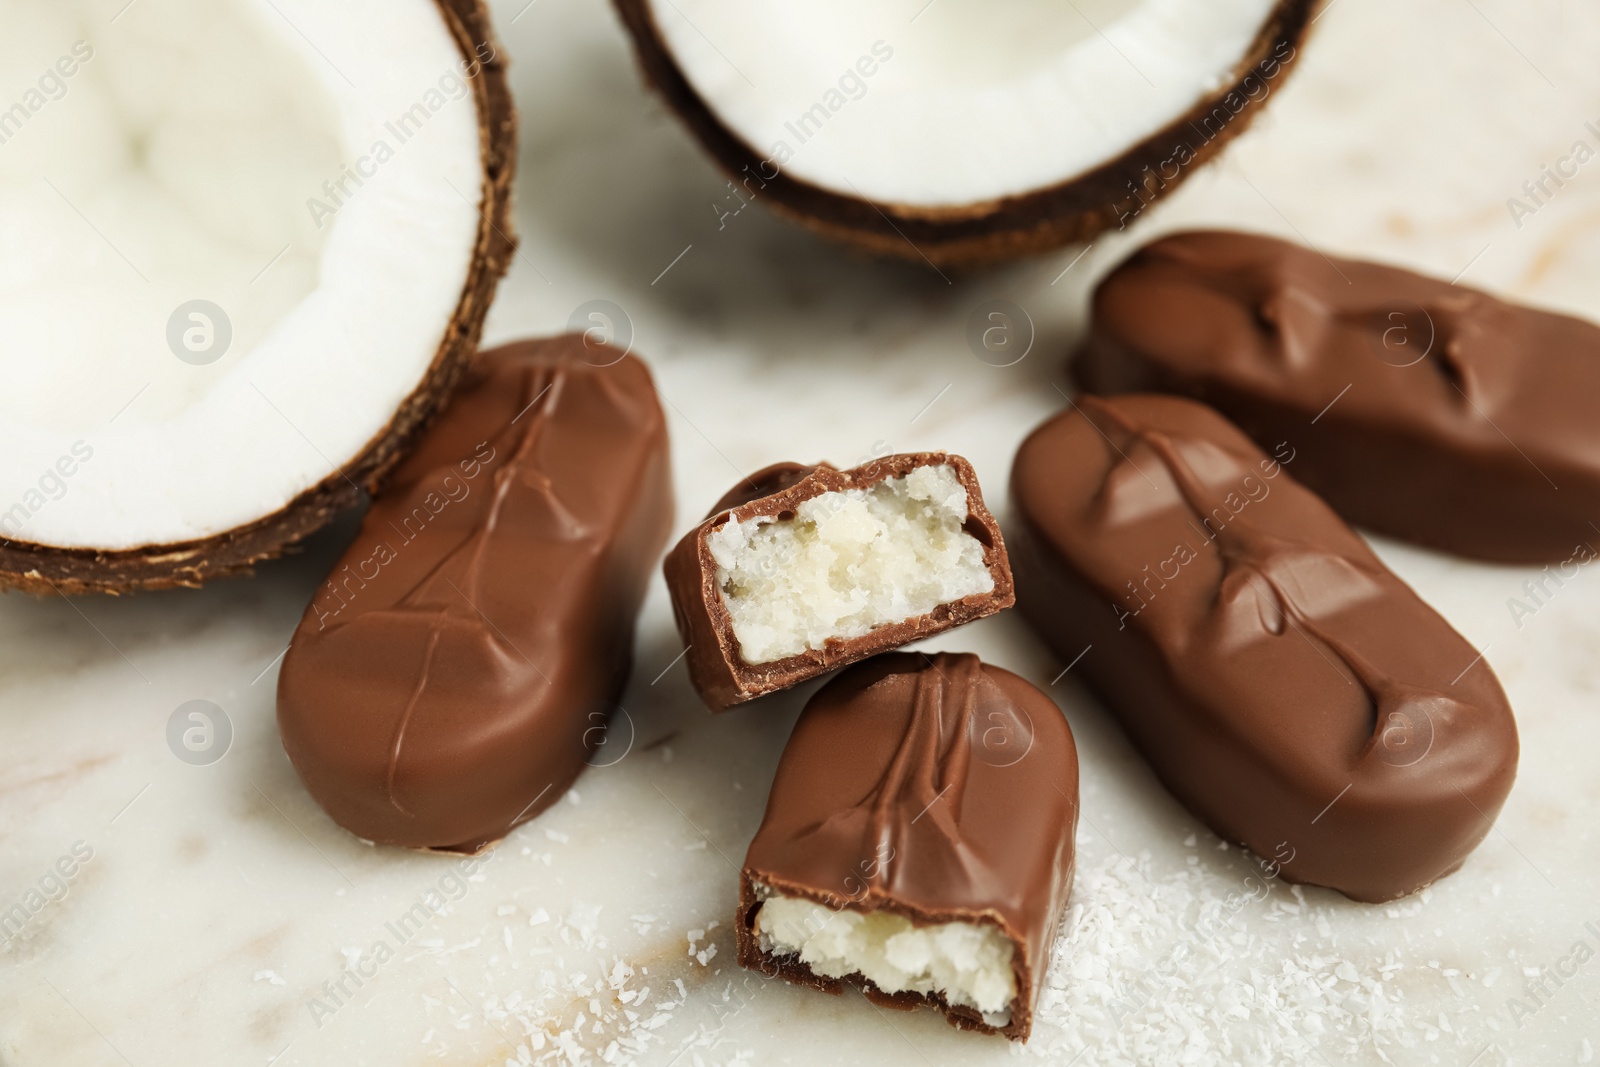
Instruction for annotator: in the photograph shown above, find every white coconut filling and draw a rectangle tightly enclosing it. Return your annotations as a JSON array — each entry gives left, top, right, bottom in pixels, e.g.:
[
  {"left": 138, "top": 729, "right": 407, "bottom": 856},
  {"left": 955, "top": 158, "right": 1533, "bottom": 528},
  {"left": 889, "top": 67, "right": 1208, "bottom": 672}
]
[
  {"left": 646, "top": 0, "right": 1279, "bottom": 206},
  {"left": 0, "top": 0, "right": 483, "bottom": 548},
  {"left": 706, "top": 464, "right": 993, "bottom": 665},
  {"left": 756, "top": 891, "right": 1017, "bottom": 1022}
]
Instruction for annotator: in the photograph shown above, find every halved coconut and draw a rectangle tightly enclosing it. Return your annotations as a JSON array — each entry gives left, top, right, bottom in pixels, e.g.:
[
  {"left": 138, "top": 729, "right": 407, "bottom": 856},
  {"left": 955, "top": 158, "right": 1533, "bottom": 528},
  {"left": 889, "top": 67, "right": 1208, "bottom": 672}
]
[
  {"left": 0, "top": 0, "right": 515, "bottom": 594},
  {"left": 614, "top": 0, "right": 1315, "bottom": 264}
]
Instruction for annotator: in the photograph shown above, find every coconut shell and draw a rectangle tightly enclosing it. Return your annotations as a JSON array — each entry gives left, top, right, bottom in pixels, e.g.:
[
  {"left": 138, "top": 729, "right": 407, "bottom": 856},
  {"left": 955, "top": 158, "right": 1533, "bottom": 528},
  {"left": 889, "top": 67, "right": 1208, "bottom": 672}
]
[
  {"left": 0, "top": 0, "right": 518, "bottom": 596},
  {"left": 613, "top": 0, "right": 1318, "bottom": 265}
]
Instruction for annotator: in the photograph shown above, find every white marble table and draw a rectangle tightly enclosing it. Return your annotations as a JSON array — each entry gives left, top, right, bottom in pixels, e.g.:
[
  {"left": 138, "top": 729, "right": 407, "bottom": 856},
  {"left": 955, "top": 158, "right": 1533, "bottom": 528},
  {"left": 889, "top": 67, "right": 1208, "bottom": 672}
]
[{"left": 5, "top": 0, "right": 1600, "bottom": 1063}]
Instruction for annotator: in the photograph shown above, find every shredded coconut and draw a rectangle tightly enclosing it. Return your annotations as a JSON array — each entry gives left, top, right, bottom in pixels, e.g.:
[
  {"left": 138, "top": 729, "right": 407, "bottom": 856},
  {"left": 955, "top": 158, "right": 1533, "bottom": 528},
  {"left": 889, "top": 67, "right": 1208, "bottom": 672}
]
[{"left": 1023, "top": 848, "right": 1493, "bottom": 1065}]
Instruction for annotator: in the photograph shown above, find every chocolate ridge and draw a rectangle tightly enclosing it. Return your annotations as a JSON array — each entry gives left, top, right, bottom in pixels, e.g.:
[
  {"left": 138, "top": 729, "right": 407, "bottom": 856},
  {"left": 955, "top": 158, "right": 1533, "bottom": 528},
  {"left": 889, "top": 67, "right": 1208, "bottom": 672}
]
[
  {"left": 1075, "top": 229, "right": 1600, "bottom": 562},
  {"left": 737, "top": 653, "right": 1079, "bottom": 1041},
  {"left": 277, "top": 335, "right": 672, "bottom": 852},
  {"left": 1010, "top": 392, "right": 1518, "bottom": 902}
]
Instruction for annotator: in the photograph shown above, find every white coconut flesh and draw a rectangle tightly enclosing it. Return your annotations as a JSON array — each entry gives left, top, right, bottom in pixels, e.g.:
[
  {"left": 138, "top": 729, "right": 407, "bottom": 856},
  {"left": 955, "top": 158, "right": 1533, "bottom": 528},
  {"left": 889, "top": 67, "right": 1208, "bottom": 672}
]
[
  {"left": 755, "top": 890, "right": 1017, "bottom": 1025},
  {"left": 0, "top": 0, "right": 484, "bottom": 550},
  {"left": 706, "top": 464, "right": 994, "bottom": 665},
  {"left": 645, "top": 0, "right": 1280, "bottom": 207}
]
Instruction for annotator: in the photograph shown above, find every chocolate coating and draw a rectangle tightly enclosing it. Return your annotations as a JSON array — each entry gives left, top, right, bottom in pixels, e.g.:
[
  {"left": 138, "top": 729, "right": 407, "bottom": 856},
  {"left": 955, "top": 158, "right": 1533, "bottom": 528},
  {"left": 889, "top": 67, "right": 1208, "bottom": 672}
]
[
  {"left": 663, "top": 453, "right": 1014, "bottom": 712},
  {"left": 1075, "top": 229, "right": 1600, "bottom": 563},
  {"left": 1010, "top": 393, "right": 1518, "bottom": 903},
  {"left": 707, "top": 461, "right": 830, "bottom": 515},
  {"left": 277, "top": 336, "right": 673, "bottom": 852},
  {"left": 737, "top": 653, "right": 1079, "bottom": 1041}
]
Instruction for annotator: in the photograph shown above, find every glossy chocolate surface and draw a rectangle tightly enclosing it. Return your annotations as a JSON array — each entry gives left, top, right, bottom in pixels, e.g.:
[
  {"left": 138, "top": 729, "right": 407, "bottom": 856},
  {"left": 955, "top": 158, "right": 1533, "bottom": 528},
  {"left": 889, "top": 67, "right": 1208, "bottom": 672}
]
[
  {"left": 277, "top": 336, "right": 673, "bottom": 852},
  {"left": 664, "top": 453, "right": 1014, "bottom": 712},
  {"left": 737, "top": 653, "right": 1079, "bottom": 1041},
  {"left": 1075, "top": 229, "right": 1600, "bottom": 563},
  {"left": 1010, "top": 393, "right": 1518, "bottom": 902},
  {"left": 707, "top": 461, "right": 829, "bottom": 515}
]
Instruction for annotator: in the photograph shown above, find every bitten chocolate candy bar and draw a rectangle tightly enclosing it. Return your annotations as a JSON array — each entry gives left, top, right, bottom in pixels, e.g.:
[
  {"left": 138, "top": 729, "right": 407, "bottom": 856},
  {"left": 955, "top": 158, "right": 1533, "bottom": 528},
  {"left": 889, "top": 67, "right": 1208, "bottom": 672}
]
[
  {"left": 277, "top": 335, "right": 673, "bottom": 852},
  {"left": 737, "top": 652, "right": 1078, "bottom": 1041},
  {"left": 1010, "top": 393, "right": 1518, "bottom": 902},
  {"left": 663, "top": 453, "right": 1013, "bottom": 711},
  {"left": 1075, "top": 229, "right": 1600, "bottom": 563}
]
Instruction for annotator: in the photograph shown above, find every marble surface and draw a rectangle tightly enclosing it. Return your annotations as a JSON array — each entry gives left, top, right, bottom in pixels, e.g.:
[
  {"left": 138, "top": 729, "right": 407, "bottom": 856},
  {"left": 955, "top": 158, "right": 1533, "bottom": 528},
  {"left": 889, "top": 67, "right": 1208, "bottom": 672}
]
[{"left": 5, "top": 0, "right": 1600, "bottom": 1064}]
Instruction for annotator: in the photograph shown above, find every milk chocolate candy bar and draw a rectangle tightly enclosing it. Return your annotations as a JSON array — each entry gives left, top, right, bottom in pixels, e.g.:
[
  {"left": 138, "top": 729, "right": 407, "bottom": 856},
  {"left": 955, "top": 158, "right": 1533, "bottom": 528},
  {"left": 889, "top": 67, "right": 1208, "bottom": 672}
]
[
  {"left": 1010, "top": 393, "right": 1518, "bottom": 902},
  {"left": 663, "top": 453, "right": 1014, "bottom": 711},
  {"left": 737, "top": 653, "right": 1078, "bottom": 1041},
  {"left": 1075, "top": 229, "right": 1600, "bottom": 563},
  {"left": 277, "top": 336, "right": 672, "bottom": 852}
]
